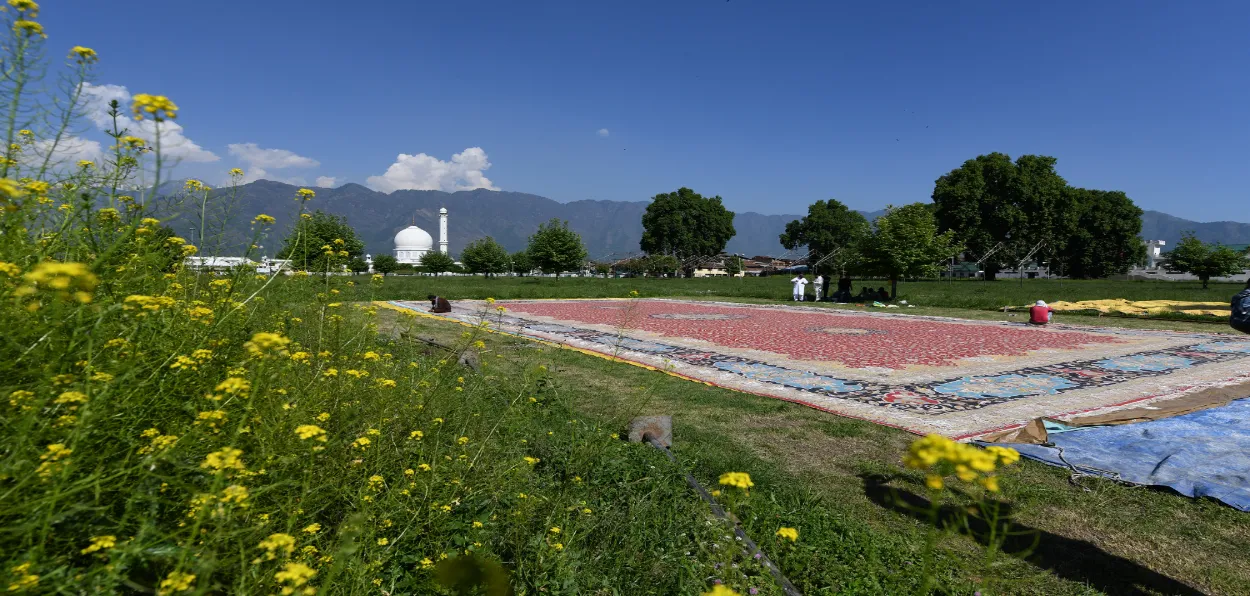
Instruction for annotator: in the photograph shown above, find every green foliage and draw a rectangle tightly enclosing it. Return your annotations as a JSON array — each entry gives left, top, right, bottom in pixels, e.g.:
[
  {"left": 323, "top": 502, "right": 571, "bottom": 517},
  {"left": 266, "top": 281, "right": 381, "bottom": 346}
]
[
  {"left": 348, "top": 256, "right": 369, "bottom": 273},
  {"left": 861, "top": 204, "right": 961, "bottom": 297},
  {"left": 640, "top": 187, "right": 737, "bottom": 265},
  {"left": 526, "top": 219, "right": 587, "bottom": 277},
  {"left": 1061, "top": 189, "right": 1144, "bottom": 279},
  {"left": 459, "top": 237, "right": 510, "bottom": 277},
  {"left": 419, "top": 250, "right": 456, "bottom": 275},
  {"left": 275, "top": 210, "right": 366, "bottom": 272},
  {"left": 725, "top": 255, "right": 744, "bottom": 277},
  {"left": 371, "top": 254, "right": 399, "bottom": 275},
  {"left": 779, "top": 199, "right": 870, "bottom": 276},
  {"left": 509, "top": 251, "right": 533, "bottom": 276},
  {"left": 1166, "top": 233, "right": 1248, "bottom": 288}
]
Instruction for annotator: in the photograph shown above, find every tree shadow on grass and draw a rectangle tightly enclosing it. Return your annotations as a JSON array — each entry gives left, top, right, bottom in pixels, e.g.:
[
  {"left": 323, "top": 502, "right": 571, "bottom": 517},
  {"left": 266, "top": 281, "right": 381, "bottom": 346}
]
[{"left": 859, "top": 473, "right": 1204, "bottom": 596}]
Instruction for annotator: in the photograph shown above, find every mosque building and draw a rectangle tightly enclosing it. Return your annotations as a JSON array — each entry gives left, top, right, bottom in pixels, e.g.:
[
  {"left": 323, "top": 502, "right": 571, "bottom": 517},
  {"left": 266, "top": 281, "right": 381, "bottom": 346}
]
[{"left": 393, "top": 207, "right": 449, "bottom": 264}]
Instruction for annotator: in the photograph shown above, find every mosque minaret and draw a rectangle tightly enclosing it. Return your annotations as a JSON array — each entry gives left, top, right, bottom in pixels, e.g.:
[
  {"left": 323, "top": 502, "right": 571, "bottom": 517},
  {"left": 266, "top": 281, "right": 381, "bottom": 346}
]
[{"left": 393, "top": 208, "right": 448, "bottom": 264}]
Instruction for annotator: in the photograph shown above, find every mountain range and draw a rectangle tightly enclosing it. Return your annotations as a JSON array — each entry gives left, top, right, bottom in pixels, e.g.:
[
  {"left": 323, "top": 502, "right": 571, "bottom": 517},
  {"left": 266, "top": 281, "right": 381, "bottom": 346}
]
[{"left": 159, "top": 180, "right": 1249, "bottom": 259}]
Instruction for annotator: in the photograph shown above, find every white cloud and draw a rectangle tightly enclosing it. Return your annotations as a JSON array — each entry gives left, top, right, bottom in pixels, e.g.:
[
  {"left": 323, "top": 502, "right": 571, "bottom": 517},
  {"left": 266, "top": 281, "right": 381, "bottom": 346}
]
[
  {"left": 597, "top": 128, "right": 610, "bottom": 137},
  {"left": 233, "top": 166, "right": 307, "bottom": 186},
  {"left": 24, "top": 136, "right": 103, "bottom": 168},
  {"left": 365, "top": 147, "right": 498, "bottom": 193},
  {"left": 227, "top": 143, "right": 319, "bottom": 169},
  {"left": 78, "top": 83, "right": 220, "bottom": 163},
  {"left": 315, "top": 176, "right": 338, "bottom": 188}
]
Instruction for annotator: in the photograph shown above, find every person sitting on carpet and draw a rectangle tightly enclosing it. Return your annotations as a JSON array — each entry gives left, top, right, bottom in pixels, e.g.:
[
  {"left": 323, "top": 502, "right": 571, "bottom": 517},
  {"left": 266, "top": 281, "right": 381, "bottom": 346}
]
[
  {"left": 1029, "top": 300, "right": 1055, "bottom": 326},
  {"left": 427, "top": 294, "right": 452, "bottom": 313}
]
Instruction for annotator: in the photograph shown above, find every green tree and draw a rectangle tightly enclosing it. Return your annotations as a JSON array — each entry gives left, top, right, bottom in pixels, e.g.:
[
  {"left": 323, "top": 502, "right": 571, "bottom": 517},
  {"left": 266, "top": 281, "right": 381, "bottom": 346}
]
[
  {"left": 861, "top": 203, "right": 961, "bottom": 299},
  {"left": 275, "top": 210, "right": 365, "bottom": 271},
  {"left": 419, "top": 250, "right": 456, "bottom": 276},
  {"left": 640, "top": 187, "right": 736, "bottom": 271},
  {"left": 724, "top": 255, "right": 743, "bottom": 277},
  {"left": 1166, "top": 233, "right": 1248, "bottom": 289},
  {"left": 348, "top": 256, "right": 369, "bottom": 274},
  {"left": 510, "top": 251, "right": 533, "bottom": 276},
  {"left": 779, "top": 199, "right": 870, "bottom": 276},
  {"left": 527, "top": 219, "right": 587, "bottom": 277},
  {"left": 932, "top": 153, "right": 1072, "bottom": 280},
  {"left": 372, "top": 254, "right": 399, "bottom": 276},
  {"left": 644, "top": 254, "right": 680, "bottom": 277},
  {"left": 1061, "top": 189, "right": 1144, "bottom": 279},
  {"left": 460, "top": 237, "right": 510, "bottom": 278}
]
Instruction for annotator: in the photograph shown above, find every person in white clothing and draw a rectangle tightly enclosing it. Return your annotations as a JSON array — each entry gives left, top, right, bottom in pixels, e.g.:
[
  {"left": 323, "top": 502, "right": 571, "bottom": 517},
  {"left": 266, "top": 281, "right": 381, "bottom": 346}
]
[
  {"left": 791, "top": 275, "right": 808, "bottom": 301},
  {"left": 813, "top": 275, "right": 824, "bottom": 302}
]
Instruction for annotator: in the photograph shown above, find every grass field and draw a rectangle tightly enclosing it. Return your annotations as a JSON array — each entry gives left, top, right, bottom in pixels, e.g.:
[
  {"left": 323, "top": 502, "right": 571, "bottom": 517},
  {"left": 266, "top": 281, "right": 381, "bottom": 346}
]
[
  {"left": 349, "top": 275, "right": 1245, "bottom": 318},
  {"left": 379, "top": 304, "right": 1250, "bottom": 595}
]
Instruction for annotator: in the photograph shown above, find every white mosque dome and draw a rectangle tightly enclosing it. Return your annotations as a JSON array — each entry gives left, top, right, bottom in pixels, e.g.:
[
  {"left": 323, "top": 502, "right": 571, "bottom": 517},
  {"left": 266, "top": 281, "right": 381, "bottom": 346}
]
[{"left": 394, "top": 225, "right": 434, "bottom": 251}]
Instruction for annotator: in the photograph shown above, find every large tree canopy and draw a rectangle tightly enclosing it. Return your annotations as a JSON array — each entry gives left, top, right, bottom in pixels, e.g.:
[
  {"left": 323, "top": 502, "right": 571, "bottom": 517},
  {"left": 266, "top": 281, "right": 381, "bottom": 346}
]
[
  {"left": 276, "top": 210, "right": 366, "bottom": 271},
  {"left": 779, "top": 199, "right": 870, "bottom": 276},
  {"left": 933, "top": 153, "right": 1140, "bottom": 280},
  {"left": 527, "top": 219, "right": 588, "bottom": 277},
  {"left": 861, "top": 203, "right": 961, "bottom": 298},
  {"left": 1166, "top": 233, "right": 1248, "bottom": 289},
  {"left": 640, "top": 187, "right": 736, "bottom": 266},
  {"left": 459, "top": 236, "right": 510, "bottom": 277},
  {"left": 1061, "top": 189, "right": 1144, "bottom": 279},
  {"left": 418, "top": 250, "right": 455, "bottom": 276}
]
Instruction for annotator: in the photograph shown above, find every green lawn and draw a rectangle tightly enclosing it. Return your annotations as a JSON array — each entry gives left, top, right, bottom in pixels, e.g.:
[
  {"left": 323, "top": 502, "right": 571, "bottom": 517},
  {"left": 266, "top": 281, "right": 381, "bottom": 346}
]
[
  {"left": 378, "top": 304, "right": 1250, "bottom": 596},
  {"left": 355, "top": 275, "right": 1244, "bottom": 314}
]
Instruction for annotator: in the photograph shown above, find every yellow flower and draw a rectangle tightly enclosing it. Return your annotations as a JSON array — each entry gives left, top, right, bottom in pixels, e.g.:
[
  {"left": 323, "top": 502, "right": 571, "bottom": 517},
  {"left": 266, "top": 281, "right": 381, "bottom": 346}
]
[
  {"left": 925, "top": 474, "right": 944, "bottom": 491},
  {"left": 376, "top": 537, "right": 389, "bottom": 546},
  {"left": 985, "top": 445, "right": 1021, "bottom": 466},
  {"left": 472, "top": 521, "right": 484, "bottom": 528},
  {"left": 303, "top": 523, "right": 321, "bottom": 534},
  {"left": 523, "top": 456, "right": 540, "bottom": 465},
  {"left": 295, "top": 425, "right": 327, "bottom": 442},
  {"left": 157, "top": 571, "right": 195, "bottom": 594},
  {"left": 295, "top": 188, "right": 315, "bottom": 201},
  {"left": 13, "top": 19, "right": 45, "bottom": 39},
  {"left": 132, "top": 94, "right": 178, "bottom": 121},
  {"left": 201, "top": 447, "right": 245, "bottom": 472},
  {"left": 215, "top": 377, "right": 251, "bottom": 395},
  {"left": 81, "top": 535, "right": 117, "bottom": 554},
  {"left": 220, "top": 484, "right": 250, "bottom": 506},
  {"left": 66, "top": 45, "right": 98, "bottom": 63},
  {"left": 457, "top": 436, "right": 469, "bottom": 445},
  {"left": 418, "top": 463, "right": 431, "bottom": 472},
  {"left": 7, "top": 561, "right": 39, "bottom": 591},
  {"left": 120, "top": 135, "right": 146, "bottom": 150},
  {"left": 316, "top": 412, "right": 330, "bottom": 422},
  {"left": 981, "top": 475, "right": 1000, "bottom": 492},
  {"left": 8, "top": 0, "right": 39, "bottom": 16},
  {"left": 351, "top": 437, "right": 371, "bottom": 450},
  {"left": 243, "top": 332, "right": 290, "bottom": 358},
  {"left": 253, "top": 213, "right": 275, "bottom": 224},
  {"left": 54, "top": 390, "right": 88, "bottom": 404},
  {"left": 775, "top": 527, "right": 798, "bottom": 542},
  {"left": 77, "top": 159, "right": 95, "bottom": 169},
  {"left": 18, "top": 261, "right": 98, "bottom": 305},
  {"left": 258, "top": 533, "right": 297, "bottom": 556},
  {"left": 274, "top": 562, "right": 317, "bottom": 593},
  {"left": 420, "top": 557, "right": 434, "bottom": 569},
  {"left": 702, "top": 586, "right": 739, "bottom": 596},
  {"left": 549, "top": 526, "right": 560, "bottom": 534},
  {"left": 718, "top": 472, "right": 754, "bottom": 490}
]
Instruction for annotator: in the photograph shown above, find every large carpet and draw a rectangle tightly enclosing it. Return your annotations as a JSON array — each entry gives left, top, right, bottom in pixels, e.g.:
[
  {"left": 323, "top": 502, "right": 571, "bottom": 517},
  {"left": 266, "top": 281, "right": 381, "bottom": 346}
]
[{"left": 390, "top": 299, "right": 1250, "bottom": 439}]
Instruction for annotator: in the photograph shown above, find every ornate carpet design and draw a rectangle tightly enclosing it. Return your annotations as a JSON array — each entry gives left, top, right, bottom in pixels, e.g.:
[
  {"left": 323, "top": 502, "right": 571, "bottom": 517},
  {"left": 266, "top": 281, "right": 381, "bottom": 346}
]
[{"left": 391, "top": 299, "right": 1250, "bottom": 440}]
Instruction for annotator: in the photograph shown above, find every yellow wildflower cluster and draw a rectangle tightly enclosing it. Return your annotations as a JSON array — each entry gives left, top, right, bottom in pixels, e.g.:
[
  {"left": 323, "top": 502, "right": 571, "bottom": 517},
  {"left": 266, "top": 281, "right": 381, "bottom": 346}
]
[
  {"left": 201, "top": 447, "right": 246, "bottom": 472},
  {"left": 36, "top": 443, "right": 72, "bottom": 479},
  {"left": 158, "top": 571, "right": 195, "bottom": 594},
  {"left": 138, "top": 429, "right": 178, "bottom": 455},
  {"left": 717, "top": 472, "right": 754, "bottom": 491},
  {"left": 295, "top": 188, "right": 315, "bottom": 202},
  {"left": 253, "top": 213, "right": 276, "bottom": 224},
  {"left": 15, "top": 261, "right": 98, "bottom": 306},
  {"left": 257, "top": 533, "right": 297, "bottom": 561},
  {"left": 244, "top": 332, "right": 291, "bottom": 358},
  {"left": 123, "top": 294, "right": 177, "bottom": 314},
  {"left": 776, "top": 527, "right": 798, "bottom": 542},
  {"left": 131, "top": 94, "right": 178, "bottom": 121},
  {"left": 903, "top": 434, "right": 1020, "bottom": 492},
  {"left": 8, "top": 562, "right": 39, "bottom": 591},
  {"left": 295, "top": 424, "right": 327, "bottom": 442},
  {"left": 80, "top": 535, "right": 116, "bottom": 555},
  {"left": 274, "top": 561, "right": 317, "bottom": 595}
]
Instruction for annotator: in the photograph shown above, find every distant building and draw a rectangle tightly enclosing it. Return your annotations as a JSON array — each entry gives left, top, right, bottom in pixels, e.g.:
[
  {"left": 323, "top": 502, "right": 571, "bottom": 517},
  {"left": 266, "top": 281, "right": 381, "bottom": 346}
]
[
  {"left": 394, "top": 208, "right": 449, "bottom": 264},
  {"left": 1144, "top": 239, "right": 1167, "bottom": 269}
]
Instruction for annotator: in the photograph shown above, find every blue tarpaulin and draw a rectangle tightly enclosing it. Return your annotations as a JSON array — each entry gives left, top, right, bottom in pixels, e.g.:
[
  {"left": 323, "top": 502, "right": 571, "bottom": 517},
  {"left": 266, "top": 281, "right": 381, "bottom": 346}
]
[{"left": 988, "top": 398, "right": 1250, "bottom": 511}]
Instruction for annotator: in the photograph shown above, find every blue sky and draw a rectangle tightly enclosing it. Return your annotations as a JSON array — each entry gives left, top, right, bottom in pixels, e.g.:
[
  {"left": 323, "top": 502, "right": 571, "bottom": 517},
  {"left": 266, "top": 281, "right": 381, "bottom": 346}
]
[{"left": 44, "top": 0, "right": 1249, "bottom": 221}]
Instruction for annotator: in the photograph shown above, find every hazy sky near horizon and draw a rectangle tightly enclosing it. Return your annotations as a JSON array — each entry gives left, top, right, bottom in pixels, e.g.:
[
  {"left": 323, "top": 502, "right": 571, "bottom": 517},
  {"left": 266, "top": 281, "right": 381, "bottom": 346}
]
[{"left": 45, "top": 0, "right": 1249, "bottom": 221}]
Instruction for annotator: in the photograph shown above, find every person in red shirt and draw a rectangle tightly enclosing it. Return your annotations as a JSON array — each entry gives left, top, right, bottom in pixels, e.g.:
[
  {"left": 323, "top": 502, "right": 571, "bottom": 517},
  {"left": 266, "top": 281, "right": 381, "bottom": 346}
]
[{"left": 1029, "top": 300, "right": 1055, "bottom": 325}]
